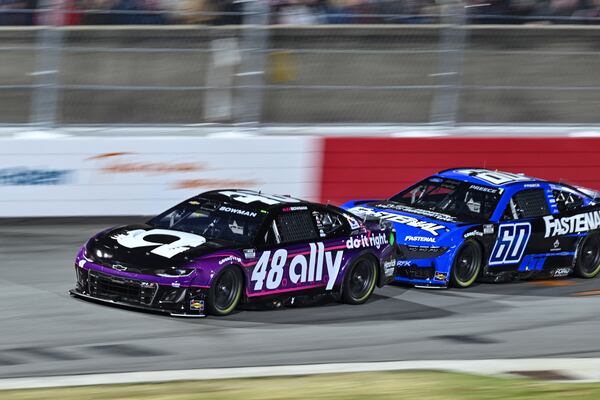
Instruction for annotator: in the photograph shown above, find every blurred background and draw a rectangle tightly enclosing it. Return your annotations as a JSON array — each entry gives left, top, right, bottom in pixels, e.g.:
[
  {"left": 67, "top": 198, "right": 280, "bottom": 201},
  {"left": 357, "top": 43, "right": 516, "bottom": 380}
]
[
  {"left": 2, "top": 0, "right": 600, "bottom": 218},
  {"left": 3, "top": 2, "right": 600, "bottom": 396},
  {"left": 1, "top": 0, "right": 599, "bottom": 127}
]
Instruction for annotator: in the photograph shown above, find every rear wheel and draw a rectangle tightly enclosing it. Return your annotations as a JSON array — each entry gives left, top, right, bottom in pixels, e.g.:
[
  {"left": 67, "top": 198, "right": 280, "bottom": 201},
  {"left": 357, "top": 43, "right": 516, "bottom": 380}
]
[
  {"left": 207, "top": 267, "right": 243, "bottom": 316},
  {"left": 575, "top": 234, "right": 600, "bottom": 279},
  {"left": 450, "top": 241, "right": 482, "bottom": 288},
  {"left": 341, "top": 257, "right": 378, "bottom": 305}
]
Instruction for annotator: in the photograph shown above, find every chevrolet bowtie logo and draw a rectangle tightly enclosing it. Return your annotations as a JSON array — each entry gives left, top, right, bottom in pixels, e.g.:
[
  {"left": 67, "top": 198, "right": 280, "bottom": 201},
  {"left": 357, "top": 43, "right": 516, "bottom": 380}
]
[{"left": 112, "top": 264, "right": 127, "bottom": 271}]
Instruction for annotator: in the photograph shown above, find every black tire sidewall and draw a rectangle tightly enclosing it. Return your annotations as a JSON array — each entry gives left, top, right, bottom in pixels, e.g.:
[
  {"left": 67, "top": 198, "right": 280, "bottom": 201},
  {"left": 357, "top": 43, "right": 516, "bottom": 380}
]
[
  {"left": 575, "top": 233, "right": 600, "bottom": 279},
  {"left": 207, "top": 267, "right": 243, "bottom": 316},
  {"left": 450, "top": 240, "right": 482, "bottom": 288},
  {"left": 341, "top": 256, "right": 378, "bottom": 305}
]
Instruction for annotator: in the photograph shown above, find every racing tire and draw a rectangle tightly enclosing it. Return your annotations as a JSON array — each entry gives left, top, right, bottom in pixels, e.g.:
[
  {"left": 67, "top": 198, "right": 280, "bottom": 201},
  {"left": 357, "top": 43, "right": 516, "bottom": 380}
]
[
  {"left": 450, "top": 240, "right": 482, "bottom": 288},
  {"left": 206, "top": 267, "right": 243, "bottom": 316},
  {"left": 574, "top": 233, "right": 600, "bottom": 279},
  {"left": 341, "top": 256, "right": 378, "bottom": 305}
]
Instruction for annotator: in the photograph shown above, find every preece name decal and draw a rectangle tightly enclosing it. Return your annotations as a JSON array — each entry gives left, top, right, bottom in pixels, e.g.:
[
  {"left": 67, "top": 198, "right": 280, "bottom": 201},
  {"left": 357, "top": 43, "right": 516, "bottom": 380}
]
[
  {"left": 543, "top": 210, "right": 600, "bottom": 238},
  {"left": 251, "top": 243, "right": 343, "bottom": 291},
  {"left": 350, "top": 206, "right": 447, "bottom": 236},
  {"left": 346, "top": 233, "right": 389, "bottom": 249}
]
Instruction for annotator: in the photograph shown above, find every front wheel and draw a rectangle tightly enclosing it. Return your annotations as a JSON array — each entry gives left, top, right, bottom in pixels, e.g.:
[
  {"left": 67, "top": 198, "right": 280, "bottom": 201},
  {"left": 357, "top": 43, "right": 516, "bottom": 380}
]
[
  {"left": 450, "top": 240, "right": 482, "bottom": 288},
  {"left": 574, "top": 234, "right": 600, "bottom": 279},
  {"left": 341, "top": 257, "right": 378, "bottom": 305},
  {"left": 206, "top": 267, "right": 243, "bottom": 316}
]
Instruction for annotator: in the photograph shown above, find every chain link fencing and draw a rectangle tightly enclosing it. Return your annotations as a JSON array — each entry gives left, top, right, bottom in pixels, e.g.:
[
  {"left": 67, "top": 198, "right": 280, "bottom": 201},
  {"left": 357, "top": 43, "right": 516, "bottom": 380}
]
[{"left": 1, "top": 1, "right": 599, "bottom": 128}]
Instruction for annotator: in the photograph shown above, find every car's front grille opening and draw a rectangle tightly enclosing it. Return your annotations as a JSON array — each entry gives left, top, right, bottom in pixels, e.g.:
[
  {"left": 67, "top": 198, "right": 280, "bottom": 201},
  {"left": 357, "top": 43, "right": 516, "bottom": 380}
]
[
  {"left": 395, "top": 266, "right": 435, "bottom": 280},
  {"left": 88, "top": 270, "right": 157, "bottom": 305}
]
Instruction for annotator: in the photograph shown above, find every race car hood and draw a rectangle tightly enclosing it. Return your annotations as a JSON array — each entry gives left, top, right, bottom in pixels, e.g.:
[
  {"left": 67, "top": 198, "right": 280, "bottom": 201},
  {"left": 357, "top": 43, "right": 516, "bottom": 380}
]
[
  {"left": 85, "top": 224, "right": 230, "bottom": 271},
  {"left": 343, "top": 200, "right": 459, "bottom": 243}
]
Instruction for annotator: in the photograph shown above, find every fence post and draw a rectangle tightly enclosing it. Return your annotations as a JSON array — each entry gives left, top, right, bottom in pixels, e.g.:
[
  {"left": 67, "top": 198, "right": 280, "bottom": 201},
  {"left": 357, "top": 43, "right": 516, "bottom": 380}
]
[
  {"left": 428, "top": 0, "right": 467, "bottom": 126},
  {"left": 29, "top": 1, "right": 64, "bottom": 128},
  {"left": 234, "top": 0, "right": 270, "bottom": 127}
]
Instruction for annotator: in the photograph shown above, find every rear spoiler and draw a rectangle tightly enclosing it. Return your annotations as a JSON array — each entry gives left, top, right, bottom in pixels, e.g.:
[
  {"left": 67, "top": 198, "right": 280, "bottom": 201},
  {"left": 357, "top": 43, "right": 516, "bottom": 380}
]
[{"left": 576, "top": 187, "right": 600, "bottom": 202}]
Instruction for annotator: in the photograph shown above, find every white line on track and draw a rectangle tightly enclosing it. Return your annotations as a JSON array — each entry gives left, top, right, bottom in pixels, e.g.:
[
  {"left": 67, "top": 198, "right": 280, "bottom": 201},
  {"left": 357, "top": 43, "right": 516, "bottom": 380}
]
[{"left": 1, "top": 358, "right": 600, "bottom": 390}]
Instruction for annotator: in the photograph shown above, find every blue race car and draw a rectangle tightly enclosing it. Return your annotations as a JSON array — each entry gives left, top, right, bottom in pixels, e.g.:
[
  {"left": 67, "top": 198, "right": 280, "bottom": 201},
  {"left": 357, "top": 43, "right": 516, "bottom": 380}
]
[{"left": 342, "top": 168, "right": 600, "bottom": 288}]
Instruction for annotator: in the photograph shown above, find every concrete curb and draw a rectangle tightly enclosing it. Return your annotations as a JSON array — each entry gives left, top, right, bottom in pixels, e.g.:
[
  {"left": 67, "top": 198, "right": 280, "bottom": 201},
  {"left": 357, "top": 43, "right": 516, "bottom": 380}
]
[{"left": 1, "top": 358, "right": 600, "bottom": 390}]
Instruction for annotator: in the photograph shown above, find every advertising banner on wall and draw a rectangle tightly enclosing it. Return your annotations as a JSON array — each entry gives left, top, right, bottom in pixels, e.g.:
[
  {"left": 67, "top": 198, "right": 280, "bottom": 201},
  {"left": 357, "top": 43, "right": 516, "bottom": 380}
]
[
  {"left": 0, "top": 136, "right": 321, "bottom": 217},
  {"left": 319, "top": 137, "right": 600, "bottom": 204}
]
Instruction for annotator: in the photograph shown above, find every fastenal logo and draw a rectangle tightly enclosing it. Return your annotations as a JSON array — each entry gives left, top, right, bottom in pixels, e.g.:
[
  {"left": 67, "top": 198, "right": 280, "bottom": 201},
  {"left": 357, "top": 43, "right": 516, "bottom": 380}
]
[{"left": 543, "top": 210, "right": 600, "bottom": 238}]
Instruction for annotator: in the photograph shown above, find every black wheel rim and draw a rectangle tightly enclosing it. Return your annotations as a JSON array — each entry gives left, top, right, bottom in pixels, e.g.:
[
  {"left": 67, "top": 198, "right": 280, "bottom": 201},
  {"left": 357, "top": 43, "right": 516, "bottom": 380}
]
[
  {"left": 580, "top": 236, "right": 600, "bottom": 274},
  {"left": 349, "top": 260, "right": 374, "bottom": 300},
  {"left": 455, "top": 244, "right": 480, "bottom": 283},
  {"left": 214, "top": 269, "right": 239, "bottom": 311}
]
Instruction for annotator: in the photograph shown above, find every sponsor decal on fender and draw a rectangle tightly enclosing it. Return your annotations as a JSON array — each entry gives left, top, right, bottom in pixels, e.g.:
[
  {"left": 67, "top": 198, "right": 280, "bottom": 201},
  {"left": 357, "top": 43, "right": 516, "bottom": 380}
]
[
  {"left": 434, "top": 272, "right": 448, "bottom": 281},
  {"left": 219, "top": 256, "right": 242, "bottom": 265},
  {"left": 251, "top": 243, "right": 343, "bottom": 291},
  {"left": 350, "top": 206, "right": 448, "bottom": 236},
  {"left": 345, "top": 232, "right": 389, "bottom": 249},
  {"left": 464, "top": 230, "right": 484, "bottom": 239},
  {"left": 543, "top": 210, "right": 600, "bottom": 238},
  {"left": 405, "top": 235, "right": 436, "bottom": 243},
  {"left": 190, "top": 299, "right": 205, "bottom": 311},
  {"left": 383, "top": 260, "right": 396, "bottom": 277}
]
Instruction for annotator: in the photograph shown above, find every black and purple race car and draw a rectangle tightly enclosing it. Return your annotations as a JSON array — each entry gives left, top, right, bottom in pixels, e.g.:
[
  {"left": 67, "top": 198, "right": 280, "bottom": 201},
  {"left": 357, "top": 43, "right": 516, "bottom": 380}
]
[{"left": 70, "top": 190, "right": 397, "bottom": 317}]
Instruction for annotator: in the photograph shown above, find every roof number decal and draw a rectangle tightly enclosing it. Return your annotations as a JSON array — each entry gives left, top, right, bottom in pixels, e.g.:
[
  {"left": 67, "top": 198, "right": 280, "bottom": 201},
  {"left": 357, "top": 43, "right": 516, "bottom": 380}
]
[
  {"left": 219, "top": 190, "right": 300, "bottom": 205},
  {"left": 458, "top": 169, "right": 530, "bottom": 185}
]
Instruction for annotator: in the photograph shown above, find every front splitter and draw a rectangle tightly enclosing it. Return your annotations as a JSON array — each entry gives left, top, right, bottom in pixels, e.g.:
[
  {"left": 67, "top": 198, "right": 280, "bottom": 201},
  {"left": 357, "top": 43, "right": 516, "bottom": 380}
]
[{"left": 69, "top": 289, "right": 206, "bottom": 318}]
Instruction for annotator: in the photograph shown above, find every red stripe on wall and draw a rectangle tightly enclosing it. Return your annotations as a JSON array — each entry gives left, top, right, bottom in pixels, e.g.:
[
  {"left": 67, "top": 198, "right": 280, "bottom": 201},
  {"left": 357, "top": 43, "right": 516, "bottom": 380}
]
[{"left": 319, "top": 137, "right": 600, "bottom": 205}]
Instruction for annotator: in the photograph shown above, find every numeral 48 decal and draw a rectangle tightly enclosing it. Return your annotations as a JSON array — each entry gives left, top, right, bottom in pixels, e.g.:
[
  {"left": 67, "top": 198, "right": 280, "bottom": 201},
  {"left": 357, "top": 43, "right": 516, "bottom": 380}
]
[
  {"left": 489, "top": 223, "right": 532, "bottom": 265},
  {"left": 251, "top": 243, "right": 344, "bottom": 292}
]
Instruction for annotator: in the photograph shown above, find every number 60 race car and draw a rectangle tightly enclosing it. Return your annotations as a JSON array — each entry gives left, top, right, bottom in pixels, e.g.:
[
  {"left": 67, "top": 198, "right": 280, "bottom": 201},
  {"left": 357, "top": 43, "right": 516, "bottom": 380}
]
[
  {"left": 71, "top": 190, "right": 397, "bottom": 317},
  {"left": 342, "top": 168, "right": 600, "bottom": 289}
]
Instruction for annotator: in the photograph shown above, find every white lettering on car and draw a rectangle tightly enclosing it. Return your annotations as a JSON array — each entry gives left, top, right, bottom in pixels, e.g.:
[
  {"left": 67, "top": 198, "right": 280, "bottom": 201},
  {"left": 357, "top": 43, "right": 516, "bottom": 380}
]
[
  {"left": 219, "top": 191, "right": 300, "bottom": 205},
  {"left": 251, "top": 243, "right": 344, "bottom": 292},
  {"left": 350, "top": 206, "right": 447, "bottom": 236},
  {"left": 543, "top": 210, "right": 600, "bottom": 238},
  {"left": 112, "top": 229, "right": 206, "bottom": 258}
]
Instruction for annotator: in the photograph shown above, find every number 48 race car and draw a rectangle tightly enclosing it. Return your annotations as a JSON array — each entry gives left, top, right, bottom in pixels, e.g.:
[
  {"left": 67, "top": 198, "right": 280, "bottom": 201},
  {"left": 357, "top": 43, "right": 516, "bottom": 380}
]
[
  {"left": 343, "top": 168, "right": 600, "bottom": 288},
  {"left": 71, "top": 190, "right": 397, "bottom": 317}
]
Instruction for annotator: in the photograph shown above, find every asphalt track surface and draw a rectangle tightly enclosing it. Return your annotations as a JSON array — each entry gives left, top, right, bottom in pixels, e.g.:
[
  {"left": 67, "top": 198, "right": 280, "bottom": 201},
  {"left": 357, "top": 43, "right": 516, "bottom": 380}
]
[{"left": 2, "top": 218, "right": 600, "bottom": 379}]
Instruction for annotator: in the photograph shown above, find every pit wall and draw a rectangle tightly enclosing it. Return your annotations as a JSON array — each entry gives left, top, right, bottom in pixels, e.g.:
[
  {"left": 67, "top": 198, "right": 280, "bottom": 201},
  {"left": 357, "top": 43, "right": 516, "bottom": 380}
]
[{"left": 1, "top": 136, "right": 599, "bottom": 217}]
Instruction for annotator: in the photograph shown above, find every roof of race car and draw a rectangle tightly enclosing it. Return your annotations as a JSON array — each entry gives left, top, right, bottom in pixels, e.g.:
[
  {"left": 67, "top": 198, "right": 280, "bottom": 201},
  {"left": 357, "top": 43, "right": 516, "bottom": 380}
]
[
  {"left": 436, "top": 168, "right": 545, "bottom": 188},
  {"left": 199, "top": 189, "right": 310, "bottom": 210}
]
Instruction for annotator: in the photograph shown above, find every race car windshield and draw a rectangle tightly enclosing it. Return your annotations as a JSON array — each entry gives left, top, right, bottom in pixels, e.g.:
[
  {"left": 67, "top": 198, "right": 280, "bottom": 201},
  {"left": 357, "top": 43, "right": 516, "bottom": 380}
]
[
  {"left": 389, "top": 178, "right": 501, "bottom": 222},
  {"left": 148, "top": 199, "right": 266, "bottom": 245}
]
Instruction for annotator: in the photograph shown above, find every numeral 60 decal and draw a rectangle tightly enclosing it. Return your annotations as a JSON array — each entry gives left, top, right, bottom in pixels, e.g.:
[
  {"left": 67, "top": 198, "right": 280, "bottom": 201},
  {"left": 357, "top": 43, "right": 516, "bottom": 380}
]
[{"left": 489, "top": 223, "right": 532, "bottom": 266}]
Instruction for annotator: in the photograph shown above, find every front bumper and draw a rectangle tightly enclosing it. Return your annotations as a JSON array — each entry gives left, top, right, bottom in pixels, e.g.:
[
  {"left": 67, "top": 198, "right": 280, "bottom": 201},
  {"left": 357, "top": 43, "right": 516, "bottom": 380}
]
[
  {"left": 393, "top": 262, "right": 449, "bottom": 288},
  {"left": 72, "top": 268, "right": 207, "bottom": 318}
]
